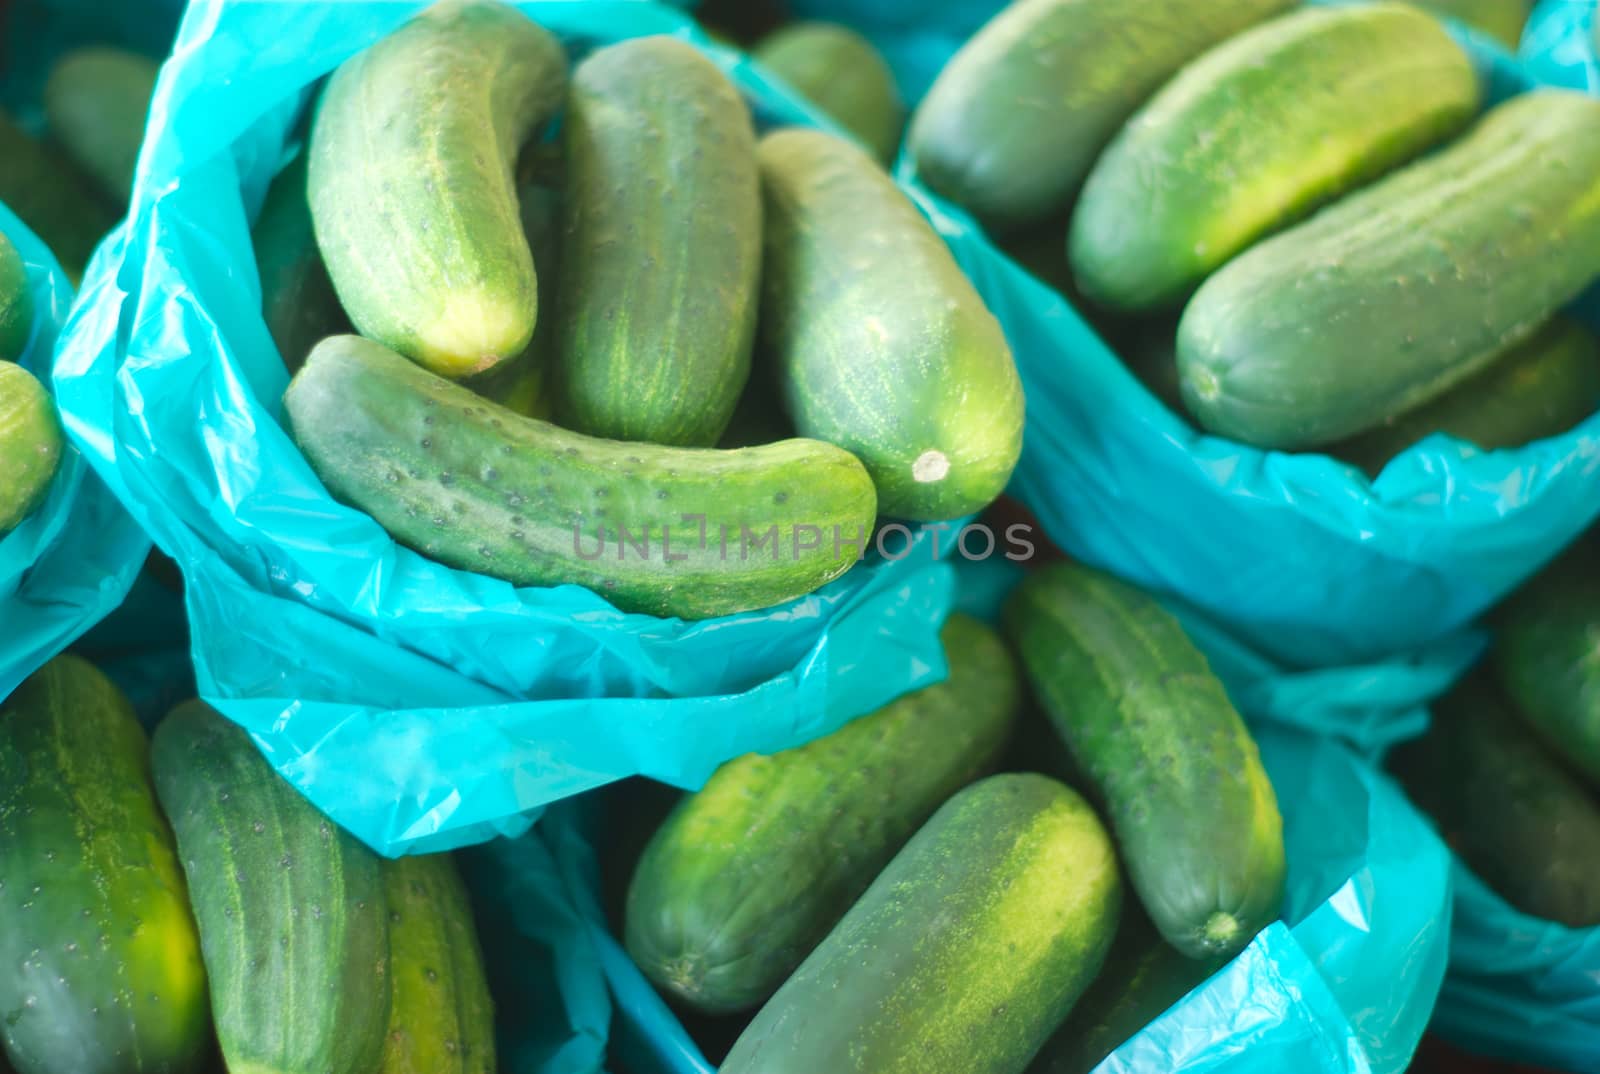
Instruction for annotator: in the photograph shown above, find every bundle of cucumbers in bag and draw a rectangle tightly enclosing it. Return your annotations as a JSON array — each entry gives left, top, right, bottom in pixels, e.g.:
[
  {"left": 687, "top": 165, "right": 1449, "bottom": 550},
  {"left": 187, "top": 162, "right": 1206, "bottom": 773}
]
[{"left": 269, "top": 0, "right": 1021, "bottom": 620}]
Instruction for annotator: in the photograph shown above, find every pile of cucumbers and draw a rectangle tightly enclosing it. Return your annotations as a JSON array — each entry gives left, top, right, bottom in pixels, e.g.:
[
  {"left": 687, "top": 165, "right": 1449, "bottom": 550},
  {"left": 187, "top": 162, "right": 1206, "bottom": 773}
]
[
  {"left": 910, "top": 0, "right": 1600, "bottom": 467},
  {"left": 268, "top": 0, "right": 1023, "bottom": 620},
  {"left": 0, "top": 655, "right": 497, "bottom": 1074},
  {"left": 620, "top": 560, "right": 1287, "bottom": 1074}
]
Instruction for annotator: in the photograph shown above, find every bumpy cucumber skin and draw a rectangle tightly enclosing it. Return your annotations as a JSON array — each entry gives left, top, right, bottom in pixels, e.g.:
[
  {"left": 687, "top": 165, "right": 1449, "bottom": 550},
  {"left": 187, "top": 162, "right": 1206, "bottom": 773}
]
[
  {"left": 1179, "top": 90, "right": 1600, "bottom": 449},
  {"left": 286, "top": 334, "right": 875, "bottom": 619},
  {"left": 254, "top": 150, "right": 349, "bottom": 373},
  {"left": 754, "top": 22, "right": 903, "bottom": 164},
  {"left": 0, "top": 363, "right": 64, "bottom": 535},
  {"left": 1004, "top": 562, "right": 1286, "bottom": 959},
  {"left": 0, "top": 230, "right": 32, "bottom": 362},
  {"left": 1071, "top": 3, "right": 1479, "bottom": 312},
  {"left": 1494, "top": 543, "right": 1600, "bottom": 788},
  {"left": 759, "top": 128, "right": 1023, "bottom": 521},
  {"left": 1336, "top": 316, "right": 1600, "bottom": 474},
  {"left": 721, "top": 773, "right": 1122, "bottom": 1074},
  {"left": 908, "top": 0, "right": 1293, "bottom": 227},
  {"left": 0, "top": 111, "right": 119, "bottom": 282},
  {"left": 151, "top": 701, "right": 390, "bottom": 1074},
  {"left": 309, "top": 0, "right": 566, "bottom": 379},
  {"left": 626, "top": 614, "right": 1021, "bottom": 1014},
  {"left": 555, "top": 37, "right": 761, "bottom": 446},
  {"left": 0, "top": 656, "right": 211, "bottom": 1074},
  {"left": 1029, "top": 908, "right": 1223, "bottom": 1074},
  {"left": 379, "top": 855, "right": 495, "bottom": 1074},
  {"left": 1393, "top": 676, "right": 1600, "bottom": 928},
  {"left": 43, "top": 47, "right": 159, "bottom": 205},
  {"left": 1418, "top": 0, "right": 1529, "bottom": 47}
]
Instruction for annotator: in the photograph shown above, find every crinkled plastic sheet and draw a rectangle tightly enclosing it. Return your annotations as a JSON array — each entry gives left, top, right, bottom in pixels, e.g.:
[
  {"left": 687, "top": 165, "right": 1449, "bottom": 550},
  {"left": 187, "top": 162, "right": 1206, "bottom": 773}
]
[
  {"left": 1522, "top": 0, "right": 1600, "bottom": 92},
  {"left": 51, "top": 0, "right": 957, "bottom": 857},
  {"left": 0, "top": 205, "right": 147, "bottom": 700}
]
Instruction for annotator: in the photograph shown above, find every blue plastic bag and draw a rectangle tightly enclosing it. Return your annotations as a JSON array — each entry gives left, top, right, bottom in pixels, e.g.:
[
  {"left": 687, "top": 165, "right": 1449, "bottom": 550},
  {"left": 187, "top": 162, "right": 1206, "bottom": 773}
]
[
  {"left": 52, "top": 0, "right": 958, "bottom": 858},
  {"left": 0, "top": 205, "right": 148, "bottom": 700},
  {"left": 1522, "top": 0, "right": 1600, "bottom": 92}
]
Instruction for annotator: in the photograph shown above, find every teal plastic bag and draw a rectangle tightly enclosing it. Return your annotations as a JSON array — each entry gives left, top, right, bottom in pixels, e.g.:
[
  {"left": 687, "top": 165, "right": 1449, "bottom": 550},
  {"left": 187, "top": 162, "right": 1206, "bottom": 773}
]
[
  {"left": 1522, "top": 0, "right": 1600, "bottom": 91},
  {"left": 52, "top": 0, "right": 957, "bottom": 858},
  {"left": 868, "top": 14, "right": 1600, "bottom": 668},
  {"left": 0, "top": 205, "right": 148, "bottom": 700}
]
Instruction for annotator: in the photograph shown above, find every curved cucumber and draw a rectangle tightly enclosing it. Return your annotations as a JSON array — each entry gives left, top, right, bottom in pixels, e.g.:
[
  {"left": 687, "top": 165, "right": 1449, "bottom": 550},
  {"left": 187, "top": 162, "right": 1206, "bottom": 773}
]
[
  {"left": 1071, "top": 3, "right": 1479, "bottom": 311},
  {"left": 625, "top": 614, "right": 1020, "bottom": 1014},
  {"left": 0, "top": 363, "right": 64, "bottom": 535},
  {"left": 1179, "top": 90, "right": 1600, "bottom": 449},
  {"left": 0, "top": 656, "right": 211, "bottom": 1074},
  {"left": 754, "top": 23, "right": 903, "bottom": 164},
  {"left": 286, "top": 334, "right": 876, "bottom": 619},
  {"left": 721, "top": 773, "right": 1122, "bottom": 1074},
  {"left": 43, "top": 47, "right": 159, "bottom": 204},
  {"left": 379, "top": 855, "right": 496, "bottom": 1074},
  {"left": 909, "top": 0, "right": 1293, "bottom": 227},
  {"left": 759, "top": 128, "right": 1023, "bottom": 521},
  {"left": 1493, "top": 541, "right": 1600, "bottom": 787},
  {"left": 1335, "top": 316, "right": 1600, "bottom": 474},
  {"left": 254, "top": 149, "right": 349, "bottom": 373},
  {"left": 152, "top": 701, "right": 390, "bottom": 1074},
  {"left": 555, "top": 36, "right": 761, "bottom": 446},
  {"left": 1004, "top": 561, "right": 1285, "bottom": 959},
  {"left": 309, "top": 0, "right": 567, "bottom": 378},
  {"left": 0, "top": 229, "right": 32, "bottom": 362}
]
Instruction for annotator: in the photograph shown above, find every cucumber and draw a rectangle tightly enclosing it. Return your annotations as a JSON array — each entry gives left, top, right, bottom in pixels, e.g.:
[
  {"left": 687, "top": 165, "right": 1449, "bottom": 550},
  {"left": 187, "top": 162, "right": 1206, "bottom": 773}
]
[
  {"left": 0, "top": 362, "right": 64, "bottom": 535},
  {"left": 1392, "top": 675, "right": 1600, "bottom": 927},
  {"left": 1416, "top": 0, "right": 1529, "bottom": 47},
  {"left": 908, "top": 0, "right": 1293, "bottom": 227},
  {"left": 0, "top": 656, "right": 211, "bottom": 1074},
  {"left": 1029, "top": 908, "right": 1224, "bottom": 1074},
  {"left": 1070, "top": 3, "right": 1479, "bottom": 312},
  {"left": 285, "top": 334, "right": 876, "bottom": 619},
  {"left": 0, "top": 229, "right": 32, "bottom": 362},
  {"left": 759, "top": 128, "right": 1023, "bottom": 521},
  {"left": 1335, "top": 316, "right": 1600, "bottom": 474},
  {"left": 555, "top": 37, "right": 761, "bottom": 447},
  {"left": 1493, "top": 541, "right": 1600, "bottom": 787},
  {"left": 721, "top": 773, "right": 1122, "bottom": 1074},
  {"left": 0, "top": 110, "right": 119, "bottom": 282},
  {"left": 1004, "top": 562, "right": 1285, "bottom": 959},
  {"left": 625, "top": 614, "right": 1021, "bottom": 1014},
  {"left": 43, "top": 47, "right": 160, "bottom": 205},
  {"left": 254, "top": 149, "right": 349, "bottom": 373},
  {"left": 309, "top": 0, "right": 567, "bottom": 379},
  {"left": 753, "top": 23, "right": 903, "bottom": 164},
  {"left": 151, "top": 701, "right": 390, "bottom": 1074},
  {"left": 379, "top": 854, "right": 495, "bottom": 1074},
  {"left": 1179, "top": 90, "right": 1600, "bottom": 450}
]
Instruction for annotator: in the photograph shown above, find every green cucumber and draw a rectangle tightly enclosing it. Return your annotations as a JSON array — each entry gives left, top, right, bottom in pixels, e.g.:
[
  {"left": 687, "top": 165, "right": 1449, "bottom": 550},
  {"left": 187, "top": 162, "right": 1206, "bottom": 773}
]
[
  {"left": 625, "top": 614, "right": 1021, "bottom": 1014},
  {"left": 379, "top": 854, "right": 495, "bottom": 1074},
  {"left": 908, "top": 0, "right": 1293, "bottom": 227},
  {"left": 759, "top": 128, "right": 1023, "bottom": 521},
  {"left": 0, "top": 362, "right": 64, "bottom": 535},
  {"left": 754, "top": 23, "right": 903, "bottom": 164},
  {"left": 254, "top": 149, "right": 349, "bottom": 373},
  {"left": 1335, "top": 316, "right": 1600, "bottom": 474},
  {"left": 1029, "top": 908, "right": 1224, "bottom": 1074},
  {"left": 1392, "top": 675, "right": 1600, "bottom": 927},
  {"left": 0, "top": 110, "right": 119, "bottom": 282},
  {"left": 1070, "top": 3, "right": 1479, "bottom": 312},
  {"left": 43, "top": 47, "right": 160, "bottom": 205},
  {"left": 285, "top": 334, "right": 876, "bottom": 619},
  {"left": 555, "top": 36, "right": 761, "bottom": 446},
  {"left": 1416, "top": 0, "right": 1529, "bottom": 47},
  {"left": 0, "top": 656, "right": 211, "bottom": 1074},
  {"left": 721, "top": 773, "right": 1122, "bottom": 1074},
  {"left": 0, "top": 229, "right": 32, "bottom": 362},
  {"left": 1178, "top": 90, "right": 1600, "bottom": 450},
  {"left": 309, "top": 0, "right": 567, "bottom": 379},
  {"left": 1004, "top": 561, "right": 1286, "bottom": 959},
  {"left": 1493, "top": 540, "right": 1600, "bottom": 787},
  {"left": 152, "top": 701, "right": 390, "bottom": 1074}
]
